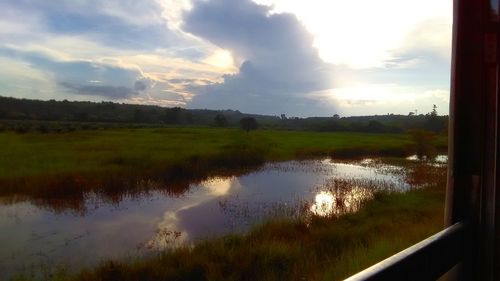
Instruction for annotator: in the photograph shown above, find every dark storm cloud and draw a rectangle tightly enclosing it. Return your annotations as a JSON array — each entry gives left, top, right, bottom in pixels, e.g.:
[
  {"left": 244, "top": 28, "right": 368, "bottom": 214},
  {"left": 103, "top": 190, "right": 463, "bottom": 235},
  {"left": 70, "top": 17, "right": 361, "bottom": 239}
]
[{"left": 182, "top": 0, "right": 336, "bottom": 116}]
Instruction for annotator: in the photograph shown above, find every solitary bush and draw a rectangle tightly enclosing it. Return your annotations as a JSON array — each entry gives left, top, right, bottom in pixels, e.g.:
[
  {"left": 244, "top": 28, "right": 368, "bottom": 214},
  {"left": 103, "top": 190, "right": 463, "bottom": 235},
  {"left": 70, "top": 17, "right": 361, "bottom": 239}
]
[
  {"left": 240, "top": 117, "right": 258, "bottom": 132},
  {"left": 409, "top": 129, "right": 437, "bottom": 160},
  {"left": 36, "top": 124, "right": 49, "bottom": 134},
  {"left": 214, "top": 114, "right": 228, "bottom": 127},
  {"left": 14, "top": 124, "right": 30, "bottom": 134}
]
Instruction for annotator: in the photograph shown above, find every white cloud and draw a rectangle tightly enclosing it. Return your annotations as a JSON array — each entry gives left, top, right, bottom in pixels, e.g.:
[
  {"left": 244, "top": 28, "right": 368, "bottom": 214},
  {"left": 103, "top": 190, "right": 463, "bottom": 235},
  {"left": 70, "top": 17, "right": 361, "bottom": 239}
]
[
  {"left": 0, "top": 56, "right": 56, "bottom": 100},
  {"left": 156, "top": 0, "right": 193, "bottom": 30},
  {"left": 329, "top": 85, "right": 449, "bottom": 115}
]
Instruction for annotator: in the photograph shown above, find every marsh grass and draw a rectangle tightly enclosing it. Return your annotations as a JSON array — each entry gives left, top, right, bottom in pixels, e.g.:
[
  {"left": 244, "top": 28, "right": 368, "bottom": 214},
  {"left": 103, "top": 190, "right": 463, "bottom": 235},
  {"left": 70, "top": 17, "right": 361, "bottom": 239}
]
[
  {"left": 0, "top": 128, "right": 445, "bottom": 203},
  {"left": 0, "top": 128, "right": 428, "bottom": 213},
  {"left": 0, "top": 128, "right": 417, "bottom": 179}
]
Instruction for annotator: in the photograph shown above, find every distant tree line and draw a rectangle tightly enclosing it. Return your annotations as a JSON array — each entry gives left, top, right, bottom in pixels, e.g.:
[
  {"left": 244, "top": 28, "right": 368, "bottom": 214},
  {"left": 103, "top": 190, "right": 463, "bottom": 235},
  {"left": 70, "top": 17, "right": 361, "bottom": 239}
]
[
  {"left": 0, "top": 96, "right": 276, "bottom": 127},
  {"left": 277, "top": 109, "right": 447, "bottom": 135},
  {"left": 0, "top": 96, "right": 448, "bottom": 135}
]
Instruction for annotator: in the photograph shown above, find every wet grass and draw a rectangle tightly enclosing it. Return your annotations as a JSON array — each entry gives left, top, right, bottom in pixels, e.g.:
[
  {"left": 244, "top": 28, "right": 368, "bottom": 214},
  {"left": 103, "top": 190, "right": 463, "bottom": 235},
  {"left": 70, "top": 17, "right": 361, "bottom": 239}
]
[
  {"left": 0, "top": 127, "right": 447, "bottom": 214},
  {"left": 0, "top": 128, "right": 405, "bottom": 178},
  {"left": 12, "top": 163, "right": 446, "bottom": 281}
]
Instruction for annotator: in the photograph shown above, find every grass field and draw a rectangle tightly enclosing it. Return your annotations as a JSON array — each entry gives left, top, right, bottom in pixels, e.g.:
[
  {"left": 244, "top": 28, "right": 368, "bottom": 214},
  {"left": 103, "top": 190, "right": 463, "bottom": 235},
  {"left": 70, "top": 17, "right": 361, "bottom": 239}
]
[{"left": 0, "top": 127, "right": 447, "bottom": 178}]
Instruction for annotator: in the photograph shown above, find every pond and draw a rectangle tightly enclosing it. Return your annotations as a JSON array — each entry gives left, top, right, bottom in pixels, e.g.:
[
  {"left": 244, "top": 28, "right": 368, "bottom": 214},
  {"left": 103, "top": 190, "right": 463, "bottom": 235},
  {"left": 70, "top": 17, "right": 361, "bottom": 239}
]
[{"left": 0, "top": 156, "right": 446, "bottom": 279}]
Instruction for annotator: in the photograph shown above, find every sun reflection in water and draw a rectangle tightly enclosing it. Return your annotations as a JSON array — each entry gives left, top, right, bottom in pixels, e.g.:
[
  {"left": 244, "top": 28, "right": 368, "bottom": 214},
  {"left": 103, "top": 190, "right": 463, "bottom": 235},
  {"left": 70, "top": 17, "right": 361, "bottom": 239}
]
[
  {"left": 310, "top": 191, "right": 335, "bottom": 217},
  {"left": 310, "top": 186, "right": 373, "bottom": 217}
]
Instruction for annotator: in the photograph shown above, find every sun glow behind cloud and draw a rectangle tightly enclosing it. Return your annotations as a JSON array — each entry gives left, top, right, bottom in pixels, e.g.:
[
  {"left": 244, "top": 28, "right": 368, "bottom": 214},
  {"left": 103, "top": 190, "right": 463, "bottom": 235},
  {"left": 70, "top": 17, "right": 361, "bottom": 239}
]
[
  {"left": 254, "top": 0, "right": 452, "bottom": 68},
  {"left": 251, "top": 0, "right": 452, "bottom": 115},
  {"left": 203, "top": 49, "right": 237, "bottom": 70}
]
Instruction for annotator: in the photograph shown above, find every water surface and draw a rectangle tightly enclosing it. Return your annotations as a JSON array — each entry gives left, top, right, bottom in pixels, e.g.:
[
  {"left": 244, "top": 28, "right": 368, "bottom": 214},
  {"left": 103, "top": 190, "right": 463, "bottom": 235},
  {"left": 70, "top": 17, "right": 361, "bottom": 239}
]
[{"left": 0, "top": 157, "right": 444, "bottom": 278}]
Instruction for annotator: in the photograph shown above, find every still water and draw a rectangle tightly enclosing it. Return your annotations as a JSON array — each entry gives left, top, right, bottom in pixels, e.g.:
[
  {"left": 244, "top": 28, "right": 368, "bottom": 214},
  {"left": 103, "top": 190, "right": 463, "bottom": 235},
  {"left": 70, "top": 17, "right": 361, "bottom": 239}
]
[{"left": 0, "top": 157, "right": 444, "bottom": 278}]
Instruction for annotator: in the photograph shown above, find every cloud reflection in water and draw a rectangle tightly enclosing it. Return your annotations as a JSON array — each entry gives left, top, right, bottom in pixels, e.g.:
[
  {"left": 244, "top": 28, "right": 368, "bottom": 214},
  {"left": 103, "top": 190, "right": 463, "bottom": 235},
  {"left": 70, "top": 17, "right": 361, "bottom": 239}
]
[{"left": 145, "top": 177, "right": 236, "bottom": 249}]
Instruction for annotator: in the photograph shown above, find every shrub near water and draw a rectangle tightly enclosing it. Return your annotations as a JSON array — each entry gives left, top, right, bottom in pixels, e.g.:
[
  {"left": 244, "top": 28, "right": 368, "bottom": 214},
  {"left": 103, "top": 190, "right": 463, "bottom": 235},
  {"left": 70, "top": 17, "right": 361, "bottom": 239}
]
[{"left": 409, "top": 129, "right": 437, "bottom": 159}]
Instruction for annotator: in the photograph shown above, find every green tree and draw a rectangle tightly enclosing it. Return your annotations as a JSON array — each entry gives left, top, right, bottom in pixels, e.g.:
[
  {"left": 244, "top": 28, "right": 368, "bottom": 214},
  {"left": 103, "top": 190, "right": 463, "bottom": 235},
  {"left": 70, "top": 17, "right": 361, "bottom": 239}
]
[
  {"left": 431, "top": 104, "right": 438, "bottom": 117},
  {"left": 214, "top": 114, "right": 228, "bottom": 127},
  {"left": 164, "top": 107, "right": 182, "bottom": 124},
  {"left": 133, "top": 109, "right": 148, "bottom": 123},
  {"left": 409, "top": 129, "right": 437, "bottom": 160},
  {"left": 240, "top": 117, "right": 258, "bottom": 132},
  {"left": 425, "top": 104, "right": 444, "bottom": 133},
  {"left": 366, "top": 120, "right": 386, "bottom": 133}
]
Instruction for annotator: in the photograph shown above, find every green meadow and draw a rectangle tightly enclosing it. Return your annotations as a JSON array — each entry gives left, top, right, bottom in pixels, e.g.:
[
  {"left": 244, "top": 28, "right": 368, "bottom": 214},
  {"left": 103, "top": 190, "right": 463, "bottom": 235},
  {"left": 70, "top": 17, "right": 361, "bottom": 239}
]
[{"left": 0, "top": 127, "right": 445, "bottom": 180}]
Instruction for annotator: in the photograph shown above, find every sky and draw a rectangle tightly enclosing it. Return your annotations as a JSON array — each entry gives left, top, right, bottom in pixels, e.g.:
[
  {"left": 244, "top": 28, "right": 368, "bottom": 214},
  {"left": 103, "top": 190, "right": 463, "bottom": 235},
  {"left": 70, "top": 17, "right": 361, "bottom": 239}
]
[{"left": 0, "top": 0, "right": 452, "bottom": 117}]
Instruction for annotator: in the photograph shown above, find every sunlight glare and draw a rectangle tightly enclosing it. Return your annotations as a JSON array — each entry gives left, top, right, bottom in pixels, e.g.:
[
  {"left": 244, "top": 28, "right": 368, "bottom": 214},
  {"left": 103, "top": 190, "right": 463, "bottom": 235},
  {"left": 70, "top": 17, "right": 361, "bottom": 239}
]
[
  {"left": 310, "top": 191, "right": 335, "bottom": 217},
  {"left": 254, "top": 0, "right": 452, "bottom": 68},
  {"left": 310, "top": 187, "right": 373, "bottom": 217},
  {"left": 203, "top": 49, "right": 237, "bottom": 70}
]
